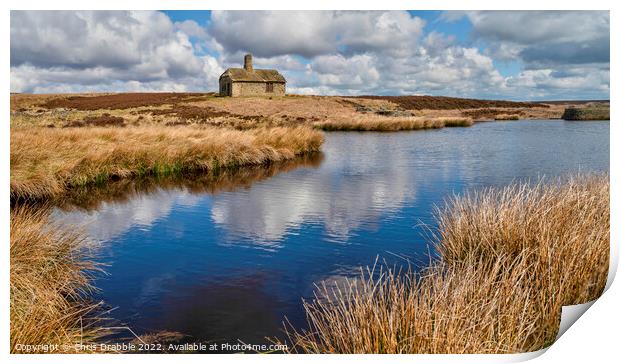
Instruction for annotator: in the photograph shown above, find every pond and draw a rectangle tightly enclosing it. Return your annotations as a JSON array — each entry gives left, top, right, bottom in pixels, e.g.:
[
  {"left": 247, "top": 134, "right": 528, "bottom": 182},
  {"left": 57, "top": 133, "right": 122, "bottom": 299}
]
[{"left": 51, "top": 120, "right": 609, "bottom": 348}]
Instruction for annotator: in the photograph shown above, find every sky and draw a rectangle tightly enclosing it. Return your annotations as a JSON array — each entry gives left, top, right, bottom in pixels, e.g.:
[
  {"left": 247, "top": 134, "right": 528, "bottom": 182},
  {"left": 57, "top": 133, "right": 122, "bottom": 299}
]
[{"left": 10, "top": 10, "right": 610, "bottom": 100}]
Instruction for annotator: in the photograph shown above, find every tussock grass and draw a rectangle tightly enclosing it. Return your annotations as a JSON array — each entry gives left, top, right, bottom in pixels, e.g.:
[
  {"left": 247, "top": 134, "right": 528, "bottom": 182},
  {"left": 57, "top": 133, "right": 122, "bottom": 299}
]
[
  {"left": 436, "top": 175, "right": 609, "bottom": 305},
  {"left": 313, "top": 117, "right": 473, "bottom": 132},
  {"left": 282, "top": 175, "right": 609, "bottom": 353},
  {"left": 494, "top": 114, "right": 520, "bottom": 121},
  {"left": 11, "top": 126, "right": 324, "bottom": 201},
  {"left": 10, "top": 206, "right": 107, "bottom": 353}
]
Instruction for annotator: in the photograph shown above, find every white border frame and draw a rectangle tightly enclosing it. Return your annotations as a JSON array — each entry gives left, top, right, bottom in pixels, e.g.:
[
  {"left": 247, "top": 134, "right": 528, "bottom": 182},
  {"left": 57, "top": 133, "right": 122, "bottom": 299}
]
[{"left": 3, "top": 1, "right": 616, "bottom": 363}]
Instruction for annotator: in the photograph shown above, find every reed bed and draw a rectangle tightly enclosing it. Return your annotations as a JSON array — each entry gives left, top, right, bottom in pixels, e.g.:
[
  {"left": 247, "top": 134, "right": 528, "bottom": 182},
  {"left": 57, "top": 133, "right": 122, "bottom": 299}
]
[
  {"left": 494, "top": 114, "right": 520, "bottom": 121},
  {"left": 282, "top": 174, "right": 609, "bottom": 353},
  {"left": 10, "top": 126, "right": 324, "bottom": 201},
  {"left": 436, "top": 175, "right": 609, "bottom": 305},
  {"left": 10, "top": 206, "right": 107, "bottom": 353},
  {"left": 313, "top": 117, "right": 473, "bottom": 132}
]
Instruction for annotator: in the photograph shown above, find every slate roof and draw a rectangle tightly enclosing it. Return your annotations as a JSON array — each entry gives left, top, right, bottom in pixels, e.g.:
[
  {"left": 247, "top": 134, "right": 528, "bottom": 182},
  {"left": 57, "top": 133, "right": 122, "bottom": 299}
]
[{"left": 220, "top": 68, "right": 286, "bottom": 83}]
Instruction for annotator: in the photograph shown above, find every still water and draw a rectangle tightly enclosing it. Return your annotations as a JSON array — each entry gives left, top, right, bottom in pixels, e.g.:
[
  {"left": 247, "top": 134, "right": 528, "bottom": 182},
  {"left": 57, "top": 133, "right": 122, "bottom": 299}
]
[{"left": 52, "top": 120, "right": 609, "bottom": 346}]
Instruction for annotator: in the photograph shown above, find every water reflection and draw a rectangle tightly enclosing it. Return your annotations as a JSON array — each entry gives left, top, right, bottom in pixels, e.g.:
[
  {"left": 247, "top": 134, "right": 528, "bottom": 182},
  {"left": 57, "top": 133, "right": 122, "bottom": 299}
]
[
  {"left": 50, "top": 120, "right": 609, "bottom": 345},
  {"left": 211, "top": 133, "right": 418, "bottom": 247},
  {"left": 52, "top": 153, "right": 323, "bottom": 242}
]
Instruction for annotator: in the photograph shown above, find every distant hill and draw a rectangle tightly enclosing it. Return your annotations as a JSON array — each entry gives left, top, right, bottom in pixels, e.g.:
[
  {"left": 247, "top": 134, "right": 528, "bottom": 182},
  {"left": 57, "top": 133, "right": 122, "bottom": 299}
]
[{"left": 354, "top": 95, "right": 547, "bottom": 110}]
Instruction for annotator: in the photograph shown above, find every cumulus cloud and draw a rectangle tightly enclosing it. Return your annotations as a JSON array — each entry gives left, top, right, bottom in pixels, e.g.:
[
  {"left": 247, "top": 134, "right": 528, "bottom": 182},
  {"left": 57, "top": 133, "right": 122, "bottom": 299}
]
[
  {"left": 293, "top": 34, "right": 505, "bottom": 97},
  {"left": 505, "top": 66, "right": 609, "bottom": 99},
  {"left": 10, "top": 10, "right": 221, "bottom": 93},
  {"left": 464, "top": 11, "right": 608, "bottom": 45},
  {"left": 440, "top": 10, "right": 609, "bottom": 99},
  {"left": 208, "top": 11, "right": 425, "bottom": 59},
  {"left": 174, "top": 19, "right": 209, "bottom": 40},
  {"left": 10, "top": 10, "right": 610, "bottom": 99},
  {"left": 252, "top": 55, "right": 307, "bottom": 72},
  {"left": 447, "top": 11, "right": 609, "bottom": 67}
]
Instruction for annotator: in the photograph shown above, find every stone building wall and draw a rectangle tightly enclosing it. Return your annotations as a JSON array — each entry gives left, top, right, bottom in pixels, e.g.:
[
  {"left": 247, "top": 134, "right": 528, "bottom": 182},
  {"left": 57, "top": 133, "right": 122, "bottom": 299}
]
[
  {"left": 230, "top": 82, "right": 285, "bottom": 97},
  {"left": 272, "top": 83, "right": 286, "bottom": 96}
]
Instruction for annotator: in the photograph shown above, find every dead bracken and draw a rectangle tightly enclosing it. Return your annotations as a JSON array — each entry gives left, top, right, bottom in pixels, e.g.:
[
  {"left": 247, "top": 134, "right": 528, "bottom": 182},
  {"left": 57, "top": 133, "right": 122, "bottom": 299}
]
[
  {"left": 41, "top": 92, "right": 210, "bottom": 110},
  {"left": 149, "top": 105, "right": 233, "bottom": 120},
  {"left": 63, "top": 113, "right": 126, "bottom": 128},
  {"left": 356, "top": 95, "right": 548, "bottom": 110}
]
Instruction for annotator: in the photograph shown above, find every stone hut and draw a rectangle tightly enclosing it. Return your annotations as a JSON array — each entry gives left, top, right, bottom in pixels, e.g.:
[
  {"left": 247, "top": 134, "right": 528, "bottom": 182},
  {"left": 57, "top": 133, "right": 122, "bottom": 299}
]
[{"left": 219, "top": 54, "right": 286, "bottom": 97}]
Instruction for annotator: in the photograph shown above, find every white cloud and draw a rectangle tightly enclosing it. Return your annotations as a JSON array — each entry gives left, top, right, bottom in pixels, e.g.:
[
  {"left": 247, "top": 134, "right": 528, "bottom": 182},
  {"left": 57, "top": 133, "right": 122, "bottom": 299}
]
[
  {"left": 464, "top": 11, "right": 608, "bottom": 45},
  {"left": 10, "top": 54, "right": 223, "bottom": 93},
  {"left": 448, "top": 11, "right": 610, "bottom": 66},
  {"left": 174, "top": 19, "right": 208, "bottom": 39},
  {"left": 290, "top": 40, "right": 505, "bottom": 97},
  {"left": 311, "top": 54, "right": 380, "bottom": 88},
  {"left": 9, "top": 10, "right": 610, "bottom": 100},
  {"left": 208, "top": 11, "right": 425, "bottom": 58},
  {"left": 10, "top": 10, "right": 219, "bottom": 93},
  {"left": 506, "top": 67, "right": 609, "bottom": 99},
  {"left": 252, "top": 55, "right": 306, "bottom": 72}
]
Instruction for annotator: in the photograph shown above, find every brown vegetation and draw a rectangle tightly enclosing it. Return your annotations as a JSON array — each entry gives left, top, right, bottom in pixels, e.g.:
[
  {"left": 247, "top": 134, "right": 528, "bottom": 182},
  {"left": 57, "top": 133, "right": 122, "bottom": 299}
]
[
  {"left": 148, "top": 105, "right": 232, "bottom": 119},
  {"left": 314, "top": 116, "right": 473, "bottom": 131},
  {"left": 494, "top": 114, "right": 520, "bottom": 121},
  {"left": 462, "top": 108, "right": 525, "bottom": 120},
  {"left": 534, "top": 100, "right": 610, "bottom": 105},
  {"left": 11, "top": 93, "right": 584, "bottom": 130},
  {"left": 356, "top": 95, "right": 548, "bottom": 110},
  {"left": 63, "top": 113, "right": 126, "bottom": 128},
  {"left": 282, "top": 175, "right": 609, "bottom": 353},
  {"left": 40, "top": 92, "right": 212, "bottom": 110},
  {"left": 10, "top": 126, "right": 324, "bottom": 202},
  {"left": 10, "top": 206, "right": 108, "bottom": 353},
  {"left": 143, "top": 104, "right": 274, "bottom": 128}
]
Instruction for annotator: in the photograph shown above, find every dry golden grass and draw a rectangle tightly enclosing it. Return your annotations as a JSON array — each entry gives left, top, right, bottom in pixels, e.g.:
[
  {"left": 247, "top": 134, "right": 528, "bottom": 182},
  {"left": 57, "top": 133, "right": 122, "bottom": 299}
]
[
  {"left": 494, "top": 114, "right": 521, "bottom": 121},
  {"left": 313, "top": 116, "right": 473, "bottom": 131},
  {"left": 10, "top": 125, "right": 324, "bottom": 201},
  {"left": 11, "top": 93, "right": 570, "bottom": 130},
  {"left": 436, "top": 175, "right": 609, "bottom": 305},
  {"left": 282, "top": 175, "right": 609, "bottom": 353},
  {"left": 414, "top": 105, "right": 567, "bottom": 120},
  {"left": 10, "top": 206, "right": 108, "bottom": 353}
]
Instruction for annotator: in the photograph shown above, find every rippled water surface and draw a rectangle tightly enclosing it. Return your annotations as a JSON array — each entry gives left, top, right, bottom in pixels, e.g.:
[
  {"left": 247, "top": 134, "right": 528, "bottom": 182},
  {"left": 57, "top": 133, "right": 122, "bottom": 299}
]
[{"left": 52, "top": 120, "right": 609, "bottom": 345}]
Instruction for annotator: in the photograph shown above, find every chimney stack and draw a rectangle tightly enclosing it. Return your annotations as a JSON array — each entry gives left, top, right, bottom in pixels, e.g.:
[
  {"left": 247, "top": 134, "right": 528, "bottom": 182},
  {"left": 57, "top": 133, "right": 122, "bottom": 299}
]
[{"left": 244, "top": 54, "right": 253, "bottom": 72}]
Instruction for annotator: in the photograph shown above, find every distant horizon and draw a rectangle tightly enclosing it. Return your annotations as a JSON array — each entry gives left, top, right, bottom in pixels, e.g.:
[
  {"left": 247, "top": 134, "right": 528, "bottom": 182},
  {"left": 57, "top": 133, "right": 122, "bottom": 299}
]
[
  {"left": 9, "top": 90, "right": 610, "bottom": 104},
  {"left": 10, "top": 11, "right": 609, "bottom": 100}
]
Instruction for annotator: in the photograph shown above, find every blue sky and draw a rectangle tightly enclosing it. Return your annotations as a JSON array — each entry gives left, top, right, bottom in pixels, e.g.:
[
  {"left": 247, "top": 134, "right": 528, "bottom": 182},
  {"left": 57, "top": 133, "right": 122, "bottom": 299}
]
[
  {"left": 163, "top": 10, "right": 524, "bottom": 78},
  {"left": 10, "top": 10, "right": 610, "bottom": 100}
]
